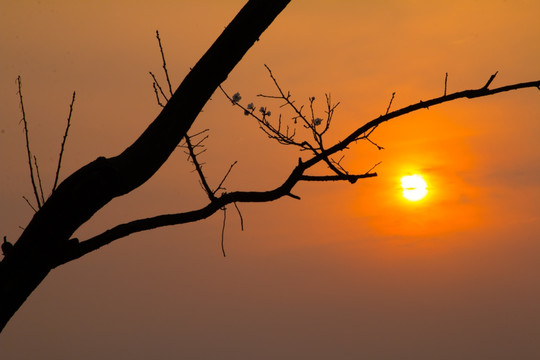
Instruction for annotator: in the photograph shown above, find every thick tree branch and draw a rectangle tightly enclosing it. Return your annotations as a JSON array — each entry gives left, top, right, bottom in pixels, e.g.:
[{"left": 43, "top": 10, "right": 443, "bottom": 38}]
[{"left": 0, "top": 0, "right": 291, "bottom": 333}]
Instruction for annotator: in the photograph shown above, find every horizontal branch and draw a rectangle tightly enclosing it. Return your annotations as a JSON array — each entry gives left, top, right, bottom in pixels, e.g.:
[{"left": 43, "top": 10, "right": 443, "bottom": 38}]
[
  {"left": 53, "top": 165, "right": 305, "bottom": 267},
  {"left": 51, "top": 73, "right": 540, "bottom": 268},
  {"left": 300, "top": 173, "right": 377, "bottom": 183},
  {"left": 302, "top": 74, "right": 540, "bottom": 169}
]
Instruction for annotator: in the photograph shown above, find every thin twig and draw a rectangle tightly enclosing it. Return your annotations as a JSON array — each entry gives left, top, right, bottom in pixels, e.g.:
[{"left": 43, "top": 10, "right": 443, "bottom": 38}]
[
  {"left": 156, "top": 30, "right": 174, "bottom": 97},
  {"left": 22, "top": 196, "right": 37, "bottom": 212},
  {"left": 364, "top": 136, "right": 384, "bottom": 150},
  {"left": 444, "top": 72, "right": 448, "bottom": 96},
  {"left": 213, "top": 161, "right": 238, "bottom": 195},
  {"left": 221, "top": 207, "right": 227, "bottom": 257},
  {"left": 150, "top": 72, "right": 168, "bottom": 106},
  {"left": 185, "top": 135, "right": 215, "bottom": 200},
  {"left": 365, "top": 161, "right": 382, "bottom": 174},
  {"left": 261, "top": 64, "right": 313, "bottom": 131},
  {"left": 153, "top": 31, "right": 216, "bottom": 202},
  {"left": 189, "top": 128, "right": 210, "bottom": 138},
  {"left": 33, "top": 156, "right": 45, "bottom": 204},
  {"left": 17, "top": 76, "right": 42, "bottom": 209},
  {"left": 233, "top": 202, "right": 244, "bottom": 231},
  {"left": 192, "top": 134, "right": 209, "bottom": 148},
  {"left": 385, "top": 92, "right": 396, "bottom": 115},
  {"left": 483, "top": 71, "right": 498, "bottom": 89},
  {"left": 53, "top": 91, "right": 76, "bottom": 192},
  {"left": 220, "top": 86, "right": 306, "bottom": 150},
  {"left": 319, "top": 94, "right": 339, "bottom": 137}
]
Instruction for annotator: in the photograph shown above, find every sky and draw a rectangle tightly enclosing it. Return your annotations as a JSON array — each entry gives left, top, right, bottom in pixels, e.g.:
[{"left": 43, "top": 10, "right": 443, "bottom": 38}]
[{"left": 1, "top": 0, "right": 539, "bottom": 359}]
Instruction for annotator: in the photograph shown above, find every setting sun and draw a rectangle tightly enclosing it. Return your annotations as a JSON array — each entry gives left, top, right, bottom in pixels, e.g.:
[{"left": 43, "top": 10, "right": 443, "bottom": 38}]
[{"left": 401, "top": 174, "right": 428, "bottom": 201}]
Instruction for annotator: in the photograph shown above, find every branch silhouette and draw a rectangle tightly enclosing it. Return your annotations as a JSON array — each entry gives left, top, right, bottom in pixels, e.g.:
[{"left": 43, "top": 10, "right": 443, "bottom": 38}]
[
  {"left": 0, "top": 0, "right": 291, "bottom": 332},
  {"left": 17, "top": 76, "right": 42, "bottom": 210},
  {"left": 1, "top": 0, "right": 539, "bottom": 335},
  {"left": 51, "top": 72, "right": 540, "bottom": 268}
]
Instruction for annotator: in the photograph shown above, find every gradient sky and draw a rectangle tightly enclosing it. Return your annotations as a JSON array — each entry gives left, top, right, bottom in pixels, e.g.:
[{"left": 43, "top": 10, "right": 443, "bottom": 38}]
[{"left": 1, "top": 1, "right": 539, "bottom": 359}]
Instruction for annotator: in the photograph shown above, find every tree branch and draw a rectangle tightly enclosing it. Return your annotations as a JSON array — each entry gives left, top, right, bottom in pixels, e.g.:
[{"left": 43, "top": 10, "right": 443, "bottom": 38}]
[
  {"left": 1, "top": 0, "right": 292, "bottom": 333},
  {"left": 184, "top": 134, "right": 215, "bottom": 200},
  {"left": 58, "top": 74, "right": 540, "bottom": 267},
  {"left": 46, "top": 74, "right": 539, "bottom": 267},
  {"left": 299, "top": 173, "right": 377, "bottom": 182},
  {"left": 17, "top": 76, "right": 42, "bottom": 210},
  {"left": 33, "top": 156, "right": 45, "bottom": 205},
  {"left": 53, "top": 91, "right": 76, "bottom": 192},
  {"left": 155, "top": 30, "right": 174, "bottom": 97},
  {"left": 310, "top": 76, "right": 540, "bottom": 166}
]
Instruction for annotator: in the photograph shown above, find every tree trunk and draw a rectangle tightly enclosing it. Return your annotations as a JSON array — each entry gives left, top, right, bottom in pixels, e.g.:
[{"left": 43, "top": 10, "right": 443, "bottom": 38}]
[{"left": 0, "top": 0, "right": 291, "bottom": 333}]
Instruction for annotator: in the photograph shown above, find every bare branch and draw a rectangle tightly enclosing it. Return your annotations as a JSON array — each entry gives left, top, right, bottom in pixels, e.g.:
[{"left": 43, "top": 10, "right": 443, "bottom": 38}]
[
  {"left": 221, "top": 207, "right": 227, "bottom": 257},
  {"left": 385, "top": 92, "right": 396, "bottom": 115},
  {"left": 149, "top": 72, "right": 167, "bottom": 106},
  {"left": 33, "top": 156, "right": 45, "bottom": 204},
  {"left": 330, "top": 155, "right": 347, "bottom": 174},
  {"left": 483, "top": 71, "right": 498, "bottom": 89},
  {"left": 260, "top": 64, "right": 312, "bottom": 130},
  {"left": 318, "top": 94, "right": 339, "bottom": 137},
  {"left": 300, "top": 173, "right": 377, "bottom": 182},
  {"left": 57, "top": 69, "right": 539, "bottom": 267},
  {"left": 287, "top": 193, "right": 301, "bottom": 200},
  {"left": 316, "top": 75, "right": 540, "bottom": 167},
  {"left": 22, "top": 196, "right": 37, "bottom": 213},
  {"left": 54, "top": 162, "right": 308, "bottom": 266},
  {"left": 213, "top": 161, "right": 238, "bottom": 195},
  {"left": 363, "top": 136, "right": 384, "bottom": 150},
  {"left": 189, "top": 128, "right": 210, "bottom": 139},
  {"left": 444, "top": 72, "right": 448, "bottom": 96},
  {"left": 53, "top": 91, "right": 76, "bottom": 192},
  {"left": 365, "top": 161, "right": 382, "bottom": 174},
  {"left": 1, "top": 0, "right": 295, "bottom": 331},
  {"left": 220, "top": 86, "right": 310, "bottom": 151},
  {"left": 233, "top": 202, "right": 244, "bottom": 231},
  {"left": 150, "top": 33, "right": 217, "bottom": 201},
  {"left": 155, "top": 30, "right": 174, "bottom": 97},
  {"left": 17, "top": 76, "right": 42, "bottom": 209},
  {"left": 185, "top": 135, "right": 215, "bottom": 200}
]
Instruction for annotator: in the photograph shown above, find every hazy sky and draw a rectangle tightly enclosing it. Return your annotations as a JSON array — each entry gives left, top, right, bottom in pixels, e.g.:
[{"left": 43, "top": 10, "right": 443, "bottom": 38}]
[{"left": 1, "top": 1, "right": 539, "bottom": 359}]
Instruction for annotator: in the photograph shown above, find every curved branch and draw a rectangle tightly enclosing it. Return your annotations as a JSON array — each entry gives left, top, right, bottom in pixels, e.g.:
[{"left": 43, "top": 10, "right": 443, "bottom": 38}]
[
  {"left": 304, "top": 75, "right": 540, "bottom": 168},
  {"left": 54, "top": 164, "right": 305, "bottom": 267},
  {"left": 52, "top": 74, "right": 540, "bottom": 268}
]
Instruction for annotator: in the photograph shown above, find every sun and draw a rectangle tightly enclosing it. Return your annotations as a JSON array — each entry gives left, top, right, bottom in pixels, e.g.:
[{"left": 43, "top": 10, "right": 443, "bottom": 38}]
[{"left": 400, "top": 174, "right": 428, "bottom": 201}]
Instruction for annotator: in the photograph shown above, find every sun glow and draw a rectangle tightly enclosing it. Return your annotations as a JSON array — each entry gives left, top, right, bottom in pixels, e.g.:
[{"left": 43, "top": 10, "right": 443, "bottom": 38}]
[{"left": 401, "top": 174, "right": 428, "bottom": 201}]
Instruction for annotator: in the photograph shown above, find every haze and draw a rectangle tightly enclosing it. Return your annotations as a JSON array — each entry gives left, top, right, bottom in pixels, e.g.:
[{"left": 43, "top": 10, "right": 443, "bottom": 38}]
[{"left": 1, "top": 1, "right": 539, "bottom": 359}]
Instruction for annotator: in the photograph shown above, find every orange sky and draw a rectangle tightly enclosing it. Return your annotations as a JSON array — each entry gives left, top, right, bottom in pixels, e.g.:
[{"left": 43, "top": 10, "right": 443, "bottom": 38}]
[{"left": 1, "top": 1, "right": 540, "bottom": 358}]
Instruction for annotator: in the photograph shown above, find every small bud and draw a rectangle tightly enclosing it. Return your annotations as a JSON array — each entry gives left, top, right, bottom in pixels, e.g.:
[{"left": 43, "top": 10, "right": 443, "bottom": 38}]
[{"left": 232, "top": 92, "right": 241, "bottom": 103}]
